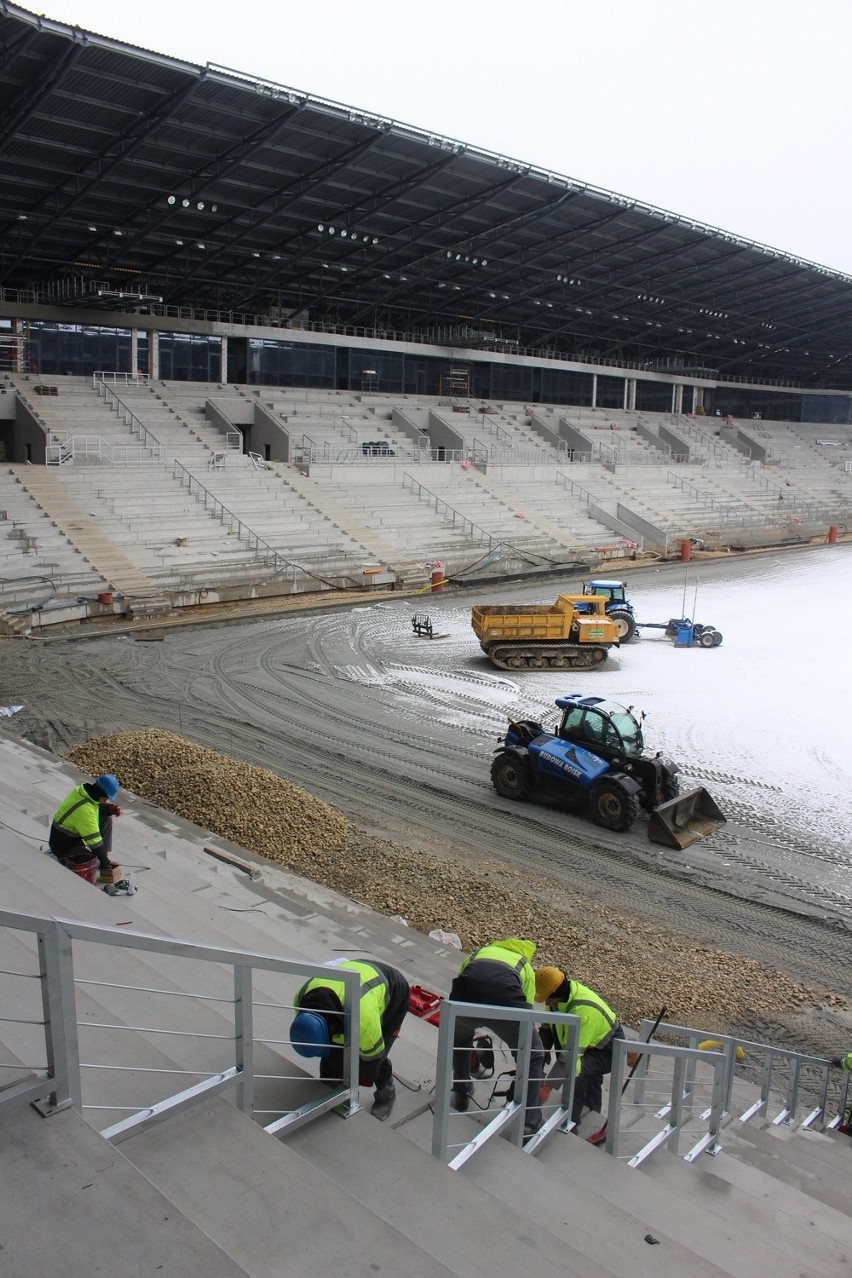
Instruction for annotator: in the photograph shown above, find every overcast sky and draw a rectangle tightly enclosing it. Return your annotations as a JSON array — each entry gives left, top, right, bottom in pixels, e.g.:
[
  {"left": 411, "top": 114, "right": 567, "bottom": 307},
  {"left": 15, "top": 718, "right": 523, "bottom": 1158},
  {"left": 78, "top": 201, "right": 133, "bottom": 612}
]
[{"left": 33, "top": 0, "right": 852, "bottom": 274}]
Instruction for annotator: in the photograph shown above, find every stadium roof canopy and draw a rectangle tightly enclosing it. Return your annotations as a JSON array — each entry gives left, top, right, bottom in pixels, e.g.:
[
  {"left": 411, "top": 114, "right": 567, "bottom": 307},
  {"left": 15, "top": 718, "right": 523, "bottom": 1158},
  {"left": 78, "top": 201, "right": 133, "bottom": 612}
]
[{"left": 2, "top": 1, "right": 852, "bottom": 389}]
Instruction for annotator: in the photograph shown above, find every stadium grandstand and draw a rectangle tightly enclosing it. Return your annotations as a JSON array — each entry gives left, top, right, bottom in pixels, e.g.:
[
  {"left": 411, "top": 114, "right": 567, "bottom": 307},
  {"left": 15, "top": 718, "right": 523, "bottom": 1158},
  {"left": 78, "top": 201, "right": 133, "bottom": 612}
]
[{"left": 0, "top": 0, "right": 849, "bottom": 630}]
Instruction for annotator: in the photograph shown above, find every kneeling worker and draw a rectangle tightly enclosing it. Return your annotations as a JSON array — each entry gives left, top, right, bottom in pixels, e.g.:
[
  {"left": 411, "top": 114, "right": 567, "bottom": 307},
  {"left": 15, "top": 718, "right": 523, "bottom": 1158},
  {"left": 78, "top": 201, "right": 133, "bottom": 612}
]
[
  {"left": 535, "top": 966, "right": 624, "bottom": 1128},
  {"left": 291, "top": 959, "right": 409, "bottom": 1120},
  {"left": 450, "top": 937, "right": 544, "bottom": 1137},
  {"left": 49, "top": 773, "right": 122, "bottom": 882}
]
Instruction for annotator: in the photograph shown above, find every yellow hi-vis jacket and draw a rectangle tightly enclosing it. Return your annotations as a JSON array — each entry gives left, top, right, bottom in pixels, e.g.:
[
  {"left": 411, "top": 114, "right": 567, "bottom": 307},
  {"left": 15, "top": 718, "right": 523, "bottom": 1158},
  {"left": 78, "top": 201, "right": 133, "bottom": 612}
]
[
  {"left": 51, "top": 784, "right": 104, "bottom": 854},
  {"left": 296, "top": 961, "right": 389, "bottom": 1060},
  {"left": 458, "top": 938, "right": 537, "bottom": 1005},
  {"left": 546, "top": 980, "right": 619, "bottom": 1074}
]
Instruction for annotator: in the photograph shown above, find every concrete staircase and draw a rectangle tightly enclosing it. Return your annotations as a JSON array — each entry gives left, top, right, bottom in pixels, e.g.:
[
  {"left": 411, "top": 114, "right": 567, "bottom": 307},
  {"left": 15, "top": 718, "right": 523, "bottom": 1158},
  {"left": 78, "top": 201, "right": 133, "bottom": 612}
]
[{"left": 0, "top": 733, "right": 848, "bottom": 1276}]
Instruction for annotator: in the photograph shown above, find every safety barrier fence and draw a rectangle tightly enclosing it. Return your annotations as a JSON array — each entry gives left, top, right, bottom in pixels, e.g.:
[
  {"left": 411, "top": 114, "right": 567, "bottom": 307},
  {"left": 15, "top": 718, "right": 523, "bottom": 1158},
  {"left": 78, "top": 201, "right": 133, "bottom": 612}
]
[
  {"left": 45, "top": 435, "right": 162, "bottom": 466},
  {"left": 0, "top": 910, "right": 361, "bottom": 1143},
  {"left": 433, "top": 1009, "right": 848, "bottom": 1170}
]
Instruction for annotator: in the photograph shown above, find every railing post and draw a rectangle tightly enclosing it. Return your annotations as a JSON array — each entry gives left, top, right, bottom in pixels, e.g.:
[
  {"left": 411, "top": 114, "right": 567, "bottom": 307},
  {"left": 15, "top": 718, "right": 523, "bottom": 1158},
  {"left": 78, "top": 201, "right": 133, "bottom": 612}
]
[
  {"left": 233, "top": 963, "right": 254, "bottom": 1116},
  {"left": 32, "top": 921, "right": 80, "bottom": 1116}
]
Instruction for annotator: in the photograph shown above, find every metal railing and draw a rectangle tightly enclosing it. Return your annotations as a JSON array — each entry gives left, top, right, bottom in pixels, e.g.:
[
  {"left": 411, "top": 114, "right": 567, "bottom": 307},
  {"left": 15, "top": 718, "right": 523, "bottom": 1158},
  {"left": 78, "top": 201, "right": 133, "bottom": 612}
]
[
  {"left": 92, "top": 376, "right": 163, "bottom": 458},
  {"left": 401, "top": 473, "right": 499, "bottom": 548},
  {"left": 171, "top": 460, "right": 307, "bottom": 584},
  {"left": 0, "top": 909, "right": 362, "bottom": 1143},
  {"left": 632, "top": 1018, "right": 850, "bottom": 1135},
  {"left": 92, "top": 371, "right": 150, "bottom": 387},
  {"left": 45, "top": 436, "right": 162, "bottom": 466},
  {"left": 431, "top": 1001, "right": 581, "bottom": 1168}
]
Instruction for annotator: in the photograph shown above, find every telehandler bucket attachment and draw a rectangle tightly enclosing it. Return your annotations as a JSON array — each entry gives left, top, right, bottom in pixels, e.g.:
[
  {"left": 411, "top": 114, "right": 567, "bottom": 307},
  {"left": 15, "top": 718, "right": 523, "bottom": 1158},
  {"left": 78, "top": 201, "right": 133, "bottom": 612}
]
[{"left": 647, "top": 787, "right": 726, "bottom": 849}]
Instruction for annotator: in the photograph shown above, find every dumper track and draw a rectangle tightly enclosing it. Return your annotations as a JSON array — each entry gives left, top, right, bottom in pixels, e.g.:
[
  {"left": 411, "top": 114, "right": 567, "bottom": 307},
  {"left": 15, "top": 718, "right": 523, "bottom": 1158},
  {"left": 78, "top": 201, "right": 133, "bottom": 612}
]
[{"left": 485, "top": 643, "right": 611, "bottom": 670}]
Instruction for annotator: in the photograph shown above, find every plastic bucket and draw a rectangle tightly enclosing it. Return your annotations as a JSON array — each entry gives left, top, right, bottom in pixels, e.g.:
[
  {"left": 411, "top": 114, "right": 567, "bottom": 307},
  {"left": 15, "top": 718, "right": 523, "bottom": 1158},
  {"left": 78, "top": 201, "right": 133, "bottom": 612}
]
[
  {"left": 63, "top": 854, "right": 99, "bottom": 884},
  {"left": 97, "top": 591, "right": 114, "bottom": 604}
]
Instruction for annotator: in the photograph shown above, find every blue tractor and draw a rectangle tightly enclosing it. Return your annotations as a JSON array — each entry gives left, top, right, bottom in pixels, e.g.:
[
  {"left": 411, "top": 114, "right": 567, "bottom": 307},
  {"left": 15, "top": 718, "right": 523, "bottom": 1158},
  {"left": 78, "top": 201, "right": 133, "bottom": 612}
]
[
  {"left": 490, "top": 694, "right": 681, "bottom": 834},
  {"left": 582, "top": 580, "right": 636, "bottom": 642}
]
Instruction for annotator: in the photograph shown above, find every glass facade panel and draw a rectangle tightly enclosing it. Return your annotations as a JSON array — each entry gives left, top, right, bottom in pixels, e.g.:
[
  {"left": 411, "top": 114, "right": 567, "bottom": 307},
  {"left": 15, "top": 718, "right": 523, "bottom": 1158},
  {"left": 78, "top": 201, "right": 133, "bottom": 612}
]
[
  {"left": 635, "top": 380, "right": 672, "bottom": 413},
  {"left": 28, "top": 322, "right": 132, "bottom": 376},
  {"left": 249, "top": 340, "right": 336, "bottom": 387},
  {"left": 595, "top": 375, "right": 624, "bottom": 409},
  {"left": 158, "top": 333, "right": 221, "bottom": 381}
]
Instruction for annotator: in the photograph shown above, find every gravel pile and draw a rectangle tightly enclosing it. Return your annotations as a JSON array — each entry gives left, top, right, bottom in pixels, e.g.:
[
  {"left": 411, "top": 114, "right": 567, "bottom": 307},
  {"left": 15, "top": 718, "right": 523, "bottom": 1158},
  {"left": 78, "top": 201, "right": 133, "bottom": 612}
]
[
  {"left": 67, "top": 730, "right": 844, "bottom": 1040},
  {"left": 67, "top": 729, "right": 350, "bottom": 868}
]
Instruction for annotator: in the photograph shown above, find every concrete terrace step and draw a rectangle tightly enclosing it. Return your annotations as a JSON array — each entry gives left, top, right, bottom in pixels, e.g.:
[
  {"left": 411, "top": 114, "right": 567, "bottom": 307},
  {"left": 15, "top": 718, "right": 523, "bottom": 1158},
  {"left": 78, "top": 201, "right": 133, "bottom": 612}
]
[
  {"left": 124, "top": 1097, "right": 458, "bottom": 1278},
  {"left": 0, "top": 1105, "right": 251, "bottom": 1278},
  {"left": 461, "top": 1133, "right": 732, "bottom": 1278},
  {"left": 284, "top": 1104, "right": 610, "bottom": 1277},
  {"left": 8, "top": 466, "right": 159, "bottom": 596}
]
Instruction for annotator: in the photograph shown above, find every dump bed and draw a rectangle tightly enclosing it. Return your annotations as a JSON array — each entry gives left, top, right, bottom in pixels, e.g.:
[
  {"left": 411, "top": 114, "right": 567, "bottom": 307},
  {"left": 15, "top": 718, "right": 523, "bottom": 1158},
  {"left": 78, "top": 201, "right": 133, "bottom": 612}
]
[
  {"left": 472, "top": 603, "right": 574, "bottom": 643},
  {"left": 471, "top": 594, "right": 618, "bottom": 646}
]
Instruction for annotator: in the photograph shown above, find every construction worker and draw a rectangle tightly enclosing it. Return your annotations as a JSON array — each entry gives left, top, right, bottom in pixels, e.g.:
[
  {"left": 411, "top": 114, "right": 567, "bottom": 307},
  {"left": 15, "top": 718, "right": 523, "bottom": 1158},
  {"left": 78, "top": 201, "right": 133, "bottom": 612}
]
[
  {"left": 49, "top": 773, "right": 122, "bottom": 881},
  {"left": 290, "top": 959, "right": 409, "bottom": 1120},
  {"left": 449, "top": 937, "right": 544, "bottom": 1137},
  {"left": 535, "top": 966, "right": 624, "bottom": 1128},
  {"left": 830, "top": 1051, "right": 852, "bottom": 1133}
]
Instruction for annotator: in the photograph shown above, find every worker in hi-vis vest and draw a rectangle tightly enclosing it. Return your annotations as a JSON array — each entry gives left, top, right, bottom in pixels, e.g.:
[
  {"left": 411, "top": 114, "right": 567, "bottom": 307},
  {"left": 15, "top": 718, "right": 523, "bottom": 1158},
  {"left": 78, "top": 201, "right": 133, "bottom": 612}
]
[
  {"left": 535, "top": 966, "right": 624, "bottom": 1127},
  {"left": 449, "top": 937, "right": 544, "bottom": 1138},
  {"left": 291, "top": 958, "right": 409, "bottom": 1120},
  {"left": 49, "top": 773, "right": 122, "bottom": 879}
]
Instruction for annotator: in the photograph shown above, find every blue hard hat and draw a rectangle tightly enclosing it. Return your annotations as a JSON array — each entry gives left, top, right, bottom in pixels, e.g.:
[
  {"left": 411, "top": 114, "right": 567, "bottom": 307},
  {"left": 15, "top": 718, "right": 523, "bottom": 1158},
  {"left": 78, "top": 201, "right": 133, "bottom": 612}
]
[
  {"left": 291, "top": 1010, "right": 330, "bottom": 1057},
  {"left": 94, "top": 773, "right": 120, "bottom": 801}
]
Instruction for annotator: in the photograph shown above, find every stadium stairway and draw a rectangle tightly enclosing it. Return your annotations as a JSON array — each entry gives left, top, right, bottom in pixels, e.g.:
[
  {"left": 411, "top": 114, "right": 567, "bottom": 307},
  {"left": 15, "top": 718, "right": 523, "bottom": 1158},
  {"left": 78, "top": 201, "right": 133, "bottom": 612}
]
[{"left": 0, "top": 734, "right": 849, "bottom": 1277}]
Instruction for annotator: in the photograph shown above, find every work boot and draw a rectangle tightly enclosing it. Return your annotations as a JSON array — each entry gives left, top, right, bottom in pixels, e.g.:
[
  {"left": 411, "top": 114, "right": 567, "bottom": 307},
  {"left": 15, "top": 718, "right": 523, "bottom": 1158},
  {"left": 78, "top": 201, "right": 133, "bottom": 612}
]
[
  {"left": 370, "top": 1084, "right": 396, "bottom": 1121},
  {"left": 451, "top": 1084, "right": 472, "bottom": 1112}
]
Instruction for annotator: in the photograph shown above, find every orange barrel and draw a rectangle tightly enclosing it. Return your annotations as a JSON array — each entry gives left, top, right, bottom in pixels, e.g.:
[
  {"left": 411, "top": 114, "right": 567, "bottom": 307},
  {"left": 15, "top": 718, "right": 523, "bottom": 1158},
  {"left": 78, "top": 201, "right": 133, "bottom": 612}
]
[
  {"left": 828, "top": 525, "right": 838, "bottom": 544},
  {"left": 680, "top": 539, "right": 691, "bottom": 562},
  {"left": 430, "top": 567, "right": 445, "bottom": 591}
]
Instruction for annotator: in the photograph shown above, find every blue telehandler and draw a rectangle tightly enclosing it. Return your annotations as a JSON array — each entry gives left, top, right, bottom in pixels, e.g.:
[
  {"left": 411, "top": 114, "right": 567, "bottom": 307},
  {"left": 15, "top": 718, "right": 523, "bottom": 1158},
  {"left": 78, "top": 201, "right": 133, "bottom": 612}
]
[{"left": 490, "top": 693, "right": 725, "bottom": 846}]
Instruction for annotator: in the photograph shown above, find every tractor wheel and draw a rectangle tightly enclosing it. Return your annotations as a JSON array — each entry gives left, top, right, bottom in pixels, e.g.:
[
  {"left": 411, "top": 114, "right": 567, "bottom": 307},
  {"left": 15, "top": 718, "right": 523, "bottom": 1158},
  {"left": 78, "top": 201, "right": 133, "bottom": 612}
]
[
  {"left": 491, "top": 754, "right": 533, "bottom": 801},
  {"left": 698, "top": 629, "right": 716, "bottom": 648},
  {"left": 589, "top": 780, "right": 640, "bottom": 832},
  {"left": 662, "top": 773, "right": 680, "bottom": 803},
  {"left": 608, "top": 609, "right": 636, "bottom": 642}
]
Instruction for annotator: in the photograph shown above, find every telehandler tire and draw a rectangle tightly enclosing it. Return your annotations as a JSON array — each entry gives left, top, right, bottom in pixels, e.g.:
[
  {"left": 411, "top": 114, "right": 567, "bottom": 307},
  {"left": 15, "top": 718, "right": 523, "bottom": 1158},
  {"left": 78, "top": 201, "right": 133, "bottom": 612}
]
[
  {"left": 589, "top": 780, "right": 640, "bottom": 832},
  {"left": 491, "top": 754, "right": 533, "bottom": 801}
]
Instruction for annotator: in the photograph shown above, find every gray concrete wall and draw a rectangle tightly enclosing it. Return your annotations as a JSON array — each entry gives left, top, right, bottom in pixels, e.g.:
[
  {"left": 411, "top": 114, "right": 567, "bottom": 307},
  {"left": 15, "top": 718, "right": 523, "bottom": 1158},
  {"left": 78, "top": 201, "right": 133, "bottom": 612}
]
[
  {"left": 657, "top": 423, "right": 690, "bottom": 457},
  {"left": 558, "top": 420, "right": 594, "bottom": 457},
  {"left": 615, "top": 503, "right": 667, "bottom": 550},
  {"left": 427, "top": 411, "right": 465, "bottom": 455},
  {"left": 8, "top": 395, "right": 46, "bottom": 464}
]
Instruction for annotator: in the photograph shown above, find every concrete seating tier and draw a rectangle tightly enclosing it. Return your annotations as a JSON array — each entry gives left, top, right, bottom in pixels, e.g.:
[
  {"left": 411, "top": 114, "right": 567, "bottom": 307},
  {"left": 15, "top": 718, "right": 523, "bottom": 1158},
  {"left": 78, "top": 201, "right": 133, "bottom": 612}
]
[
  {"left": 47, "top": 465, "right": 280, "bottom": 587},
  {"left": 0, "top": 468, "right": 110, "bottom": 616}
]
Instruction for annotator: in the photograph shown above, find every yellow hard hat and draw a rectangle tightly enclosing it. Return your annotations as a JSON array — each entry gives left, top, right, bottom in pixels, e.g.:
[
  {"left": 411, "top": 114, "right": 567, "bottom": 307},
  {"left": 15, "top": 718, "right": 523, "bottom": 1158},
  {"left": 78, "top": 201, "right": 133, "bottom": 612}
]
[{"left": 535, "top": 966, "right": 565, "bottom": 1002}]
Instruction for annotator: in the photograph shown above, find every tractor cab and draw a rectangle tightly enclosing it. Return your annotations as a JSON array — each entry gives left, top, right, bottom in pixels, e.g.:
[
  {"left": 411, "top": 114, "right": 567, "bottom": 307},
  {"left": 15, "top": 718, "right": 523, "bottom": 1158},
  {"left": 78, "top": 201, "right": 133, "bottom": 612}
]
[
  {"left": 583, "top": 580, "right": 628, "bottom": 605},
  {"left": 555, "top": 694, "right": 644, "bottom": 760}
]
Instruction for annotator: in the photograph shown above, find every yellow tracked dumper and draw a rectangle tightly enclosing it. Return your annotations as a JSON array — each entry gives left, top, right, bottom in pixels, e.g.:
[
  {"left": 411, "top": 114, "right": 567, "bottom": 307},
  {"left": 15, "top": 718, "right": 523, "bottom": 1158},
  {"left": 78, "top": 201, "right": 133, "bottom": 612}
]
[{"left": 471, "top": 594, "right": 620, "bottom": 671}]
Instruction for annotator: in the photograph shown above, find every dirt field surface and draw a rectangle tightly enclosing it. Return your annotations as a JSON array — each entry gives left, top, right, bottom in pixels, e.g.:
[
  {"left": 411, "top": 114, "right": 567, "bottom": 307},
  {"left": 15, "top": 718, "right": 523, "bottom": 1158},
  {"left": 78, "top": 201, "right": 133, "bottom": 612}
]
[{"left": 3, "top": 550, "right": 851, "bottom": 1062}]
